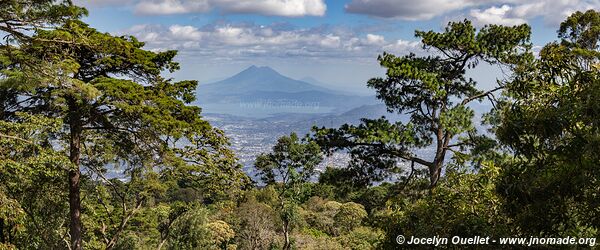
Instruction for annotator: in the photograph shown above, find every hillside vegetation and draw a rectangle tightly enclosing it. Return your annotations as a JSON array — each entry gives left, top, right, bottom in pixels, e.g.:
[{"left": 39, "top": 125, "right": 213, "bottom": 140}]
[{"left": 0, "top": 2, "right": 598, "bottom": 249}]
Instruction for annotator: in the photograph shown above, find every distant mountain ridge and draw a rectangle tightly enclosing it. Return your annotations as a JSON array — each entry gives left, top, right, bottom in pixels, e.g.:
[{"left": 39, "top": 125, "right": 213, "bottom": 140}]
[
  {"left": 195, "top": 66, "right": 378, "bottom": 116},
  {"left": 198, "top": 66, "right": 335, "bottom": 97},
  {"left": 299, "top": 76, "right": 371, "bottom": 96}
]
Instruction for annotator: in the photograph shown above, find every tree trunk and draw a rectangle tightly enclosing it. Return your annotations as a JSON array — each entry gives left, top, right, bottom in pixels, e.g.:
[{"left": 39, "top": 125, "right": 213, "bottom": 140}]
[
  {"left": 279, "top": 197, "right": 291, "bottom": 250},
  {"left": 68, "top": 104, "right": 83, "bottom": 250},
  {"left": 69, "top": 168, "right": 82, "bottom": 250},
  {"left": 283, "top": 219, "right": 290, "bottom": 250},
  {"left": 429, "top": 162, "right": 442, "bottom": 188},
  {"left": 429, "top": 147, "right": 448, "bottom": 188},
  {"left": 429, "top": 128, "right": 448, "bottom": 188},
  {"left": 0, "top": 218, "right": 5, "bottom": 243},
  {"left": 157, "top": 239, "right": 167, "bottom": 250}
]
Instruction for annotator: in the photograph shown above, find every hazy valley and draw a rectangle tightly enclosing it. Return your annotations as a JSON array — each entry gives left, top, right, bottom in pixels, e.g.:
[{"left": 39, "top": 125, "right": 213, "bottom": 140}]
[{"left": 196, "top": 66, "right": 439, "bottom": 180}]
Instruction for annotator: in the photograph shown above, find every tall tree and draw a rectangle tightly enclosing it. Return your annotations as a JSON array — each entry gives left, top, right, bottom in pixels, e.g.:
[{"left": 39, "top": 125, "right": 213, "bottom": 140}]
[
  {"left": 0, "top": 0, "right": 85, "bottom": 121},
  {"left": 254, "top": 133, "right": 323, "bottom": 250},
  {"left": 0, "top": 3, "right": 83, "bottom": 247},
  {"left": 313, "top": 20, "right": 532, "bottom": 188},
  {"left": 1, "top": 19, "right": 247, "bottom": 249},
  {"left": 0, "top": 0, "right": 85, "bottom": 40},
  {"left": 496, "top": 9, "right": 600, "bottom": 235}
]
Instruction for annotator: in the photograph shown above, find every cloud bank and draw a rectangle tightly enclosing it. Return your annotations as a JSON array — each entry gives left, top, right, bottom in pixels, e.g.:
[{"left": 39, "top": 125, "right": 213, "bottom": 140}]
[
  {"left": 345, "top": 0, "right": 599, "bottom": 25},
  {"left": 121, "top": 23, "right": 421, "bottom": 62},
  {"left": 77, "top": 0, "right": 327, "bottom": 17},
  {"left": 78, "top": 0, "right": 598, "bottom": 25}
]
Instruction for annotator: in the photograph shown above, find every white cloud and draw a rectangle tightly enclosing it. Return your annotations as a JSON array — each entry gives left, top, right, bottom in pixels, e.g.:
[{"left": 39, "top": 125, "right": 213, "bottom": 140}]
[
  {"left": 118, "top": 23, "right": 422, "bottom": 62},
  {"left": 345, "top": 0, "right": 599, "bottom": 25},
  {"left": 169, "top": 25, "right": 203, "bottom": 40},
  {"left": 135, "top": 0, "right": 211, "bottom": 15},
  {"left": 366, "top": 34, "right": 385, "bottom": 45},
  {"left": 74, "top": 0, "right": 136, "bottom": 6},
  {"left": 345, "top": 0, "right": 485, "bottom": 20},
  {"left": 383, "top": 40, "right": 422, "bottom": 54},
  {"left": 133, "top": 0, "right": 325, "bottom": 16},
  {"left": 510, "top": 2, "right": 545, "bottom": 18},
  {"left": 469, "top": 1, "right": 599, "bottom": 26},
  {"left": 470, "top": 5, "right": 527, "bottom": 26},
  {"left": 320, "top": 34, "right": 341, "bottom": 48},
  {"left": 78, "top": 0, "right": 598, "bottom": 26},
  {"left": 213, "top": 0, "right": 326, "bottom": 17},
  {"left": 76, "top": 0, "right": 598, "bottom": 24},
  {"left": 76, "top": 0, "right": 326, "bottom": 17}
]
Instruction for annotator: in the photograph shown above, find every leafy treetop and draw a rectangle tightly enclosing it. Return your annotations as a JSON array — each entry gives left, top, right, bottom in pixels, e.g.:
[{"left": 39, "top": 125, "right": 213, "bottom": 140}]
[{"left": 313, "top": 20, "right": 532, "bottom": 188}]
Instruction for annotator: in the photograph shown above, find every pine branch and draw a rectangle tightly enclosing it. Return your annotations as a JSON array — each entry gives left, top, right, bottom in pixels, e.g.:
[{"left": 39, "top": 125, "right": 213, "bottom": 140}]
[{"left": 0, "top": 133, "right": 32, "bottom": 143}]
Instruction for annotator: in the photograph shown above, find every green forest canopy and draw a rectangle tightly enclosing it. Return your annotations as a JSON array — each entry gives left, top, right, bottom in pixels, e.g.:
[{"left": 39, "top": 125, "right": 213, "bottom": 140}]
[{"left": 0, "top": 1, "right": 598, "bottom": 249}]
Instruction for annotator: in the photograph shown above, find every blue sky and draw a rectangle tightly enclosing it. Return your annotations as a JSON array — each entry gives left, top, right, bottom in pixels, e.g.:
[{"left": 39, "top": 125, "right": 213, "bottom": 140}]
[{"left": 76, "top": 0, "right": 599, "bottom": 94}]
